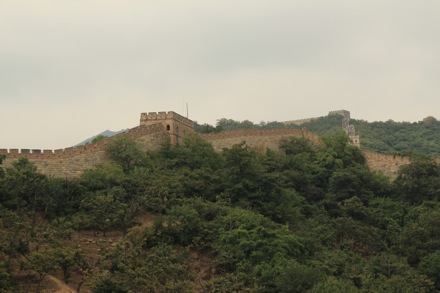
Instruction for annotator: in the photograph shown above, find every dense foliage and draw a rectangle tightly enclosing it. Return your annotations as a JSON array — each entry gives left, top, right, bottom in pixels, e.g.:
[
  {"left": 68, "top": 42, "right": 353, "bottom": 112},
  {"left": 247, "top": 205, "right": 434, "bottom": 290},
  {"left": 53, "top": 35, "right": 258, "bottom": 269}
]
[
  {"left": 1, "top": 134, "right": 440, "bottom": 292},
  {"left": 303, "top": 115, "right": 440, "bottom": 156}
]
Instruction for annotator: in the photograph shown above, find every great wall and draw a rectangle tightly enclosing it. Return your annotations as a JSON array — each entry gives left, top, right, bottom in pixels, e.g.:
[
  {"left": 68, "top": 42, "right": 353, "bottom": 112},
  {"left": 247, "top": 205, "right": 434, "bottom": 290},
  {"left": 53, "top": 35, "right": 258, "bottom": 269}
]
[{"left": 0, "top": 110, "right": 431, "bottom": 179}]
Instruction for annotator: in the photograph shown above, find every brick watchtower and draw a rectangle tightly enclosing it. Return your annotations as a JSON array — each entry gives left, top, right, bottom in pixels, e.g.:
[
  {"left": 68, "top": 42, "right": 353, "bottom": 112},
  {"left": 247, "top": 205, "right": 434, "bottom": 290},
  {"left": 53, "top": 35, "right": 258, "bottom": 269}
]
[{"left": 139, "top": 111, "right": 194, "bottom": 144}]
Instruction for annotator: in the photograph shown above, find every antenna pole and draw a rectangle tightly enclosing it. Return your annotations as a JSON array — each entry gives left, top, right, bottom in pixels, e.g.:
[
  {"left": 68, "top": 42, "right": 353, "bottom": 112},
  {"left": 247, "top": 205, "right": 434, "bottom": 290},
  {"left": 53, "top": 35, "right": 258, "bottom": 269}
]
[{"left": 186, "top": 102, "right": 189, "bottom": 118}]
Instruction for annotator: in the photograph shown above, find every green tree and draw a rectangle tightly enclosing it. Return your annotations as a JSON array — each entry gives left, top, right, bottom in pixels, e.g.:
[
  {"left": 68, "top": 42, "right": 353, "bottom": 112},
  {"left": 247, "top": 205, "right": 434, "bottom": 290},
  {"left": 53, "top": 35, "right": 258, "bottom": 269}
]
[
  {"left": 395, "top": 157, "right": 440, "bottom": 203},
  {"left": 91, "top": 134, "right": 107, "bottom": 144},
  {"left": 160, "top": 204, "right": 201, "bottom": 245},
  {"left": 275, "top": 261, "right": 325, "bottom": 293},
  {"left": 0, "top": 154, "right": 5, "bottom": 178},
  {"left": 311, "top": 276, "right": 357, "bottom": 293},
  {"left": 53, "top": 247, "right": 87, "bottom": 283},
  {"left": 25, "top": 249, "right": 59, "bottom": 293},
  {"left": 180, "top": 133, "right": 222, "bottom": 170},
  {"left": 81, "top": 163, "right": 125, "bottom": 192},
  {"left": 43, "top": 177, "right": 85, "bottom": 219},
  {"left": 78, "top": 193, "right": 133, "bottom": 236},
  {"left": 1, "top": 158, "right": 47, "bottom": 222},
  {"left": 398, "top": 207, "right": 440, "bottom": 265},
  {"left": 418, "top": 251, "right": 440, "bottom": 290},
  {"left": 105, "top": 136, "right": 146, "bottom": 172},
  {"left": 0, "top": 261, "right": 12, "bottom": 292},
  {"left": 91, "top": 275, "right": 128, "bottom": 293}
]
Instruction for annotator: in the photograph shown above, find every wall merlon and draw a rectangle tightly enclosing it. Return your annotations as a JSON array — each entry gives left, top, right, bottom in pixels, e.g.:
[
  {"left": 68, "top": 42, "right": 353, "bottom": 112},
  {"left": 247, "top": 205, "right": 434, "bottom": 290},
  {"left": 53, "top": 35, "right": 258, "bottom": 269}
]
[
  {"left": 140, "top": 111, "right": 194, "bottom": 129},
  {"left": 64, "top": 147, "right": 74, "bottom": 155},
  {"left": 54, "top": 149, "right": 63, "bottom": 155}
]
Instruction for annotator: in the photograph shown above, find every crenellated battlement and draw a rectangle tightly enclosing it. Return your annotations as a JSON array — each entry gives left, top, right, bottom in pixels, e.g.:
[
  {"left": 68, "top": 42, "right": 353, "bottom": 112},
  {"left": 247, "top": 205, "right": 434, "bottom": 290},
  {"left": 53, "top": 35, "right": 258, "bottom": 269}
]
[
  {"left": 0, "top": 123, "right": 164, "bottom": 160},
  {"left": 3, "top": 110, "right": 432, "bottom": 179},
  {"left": 329, "top": 110, "right": 351, "bottom": 118},
  {"left": 139, "top": 111, "right": 195, "bottom": 144},
  {"left": 140, "top": 111, "right": 194, "bottom": 129}
]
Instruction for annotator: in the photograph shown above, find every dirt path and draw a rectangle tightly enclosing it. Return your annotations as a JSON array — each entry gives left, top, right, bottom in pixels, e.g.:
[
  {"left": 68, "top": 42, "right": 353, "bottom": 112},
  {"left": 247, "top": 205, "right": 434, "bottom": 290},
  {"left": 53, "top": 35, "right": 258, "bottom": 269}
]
[{"left": 46, "top": 275, "right": 77, "bottom": 293}]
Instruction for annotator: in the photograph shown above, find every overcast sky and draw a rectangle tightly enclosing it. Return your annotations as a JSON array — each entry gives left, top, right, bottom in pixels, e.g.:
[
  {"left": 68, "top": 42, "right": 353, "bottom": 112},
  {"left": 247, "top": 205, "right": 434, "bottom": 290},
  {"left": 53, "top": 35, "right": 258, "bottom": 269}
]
[{"left": 1, "top": 1, "right": 439, "bottom": 149}]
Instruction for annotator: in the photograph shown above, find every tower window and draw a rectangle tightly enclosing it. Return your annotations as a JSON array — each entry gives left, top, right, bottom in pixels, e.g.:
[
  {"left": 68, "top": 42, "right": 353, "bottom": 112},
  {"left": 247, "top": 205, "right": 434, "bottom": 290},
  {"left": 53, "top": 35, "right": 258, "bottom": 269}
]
[{"left": 166, "top": 124, "right": 170, "bottom": 131}]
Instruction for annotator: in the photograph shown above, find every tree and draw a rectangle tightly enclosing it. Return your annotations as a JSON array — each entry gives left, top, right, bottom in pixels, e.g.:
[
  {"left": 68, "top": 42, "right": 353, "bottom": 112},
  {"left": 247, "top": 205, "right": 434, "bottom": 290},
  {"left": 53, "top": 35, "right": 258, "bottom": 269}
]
[
  {"left": 161, "top": 204, "right": 201, "bottom": 245},
  {"left": 91, "top": 134, "right": 107, "bottom": 144},
  {"left": 275, "top": 261, "right": 325, "bottom": 293},
  {"left": 53, "top": 247, "right": 87, "bottom": 283},
  {"left": 91, "top": 275, "right": 128, "bottom": 293},
  {"left": 0, "top": 154, "right": 5, "bottom": 178},
  {"left": 0, "top": 261, "right": 12, "bottom": 292},
  {"left": 25, "top": 249, "right": 59, "bottom": 293},
  {"left": 280, "top": 137, "right": 316, "bottom": 156},
  {"left": 105, "top": 136, "right": 146, "bottom": 172},
  {"left": 181, "top": 133, "right": 222, "bottom": 170},
  {"left": 43, "top": 177, "right": 85, "bottom": 219},
  {"left": 221, "top": 142, "right": 266, "bottom": 206},
  {"left": 1, "top": 158, "right": 47, "bottom": 221},
  {"left": 398, "top": 207, "right": 440, "bottom": 265},
  {"left": 78, "top": 194, "right": 133, "bottom": 236},
  {"left": 418, "top": 251, "right": 440, "bottom": 290},
  {"left": 395, "top": 157, "right": 440, "bottom": 203},
  {"left": 310, "top": 276, "right": 357, "bottom": 293},
  {"left": 81, "top": 163, "right": 125, "bottom": 192}
]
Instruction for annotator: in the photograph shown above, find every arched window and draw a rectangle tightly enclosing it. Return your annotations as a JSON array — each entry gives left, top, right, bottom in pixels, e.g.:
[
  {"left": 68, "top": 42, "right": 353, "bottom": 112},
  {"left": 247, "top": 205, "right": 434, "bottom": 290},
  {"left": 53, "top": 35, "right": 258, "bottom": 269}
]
[{"left": 166, "top": 124, "right": 170, "bottom": 131}]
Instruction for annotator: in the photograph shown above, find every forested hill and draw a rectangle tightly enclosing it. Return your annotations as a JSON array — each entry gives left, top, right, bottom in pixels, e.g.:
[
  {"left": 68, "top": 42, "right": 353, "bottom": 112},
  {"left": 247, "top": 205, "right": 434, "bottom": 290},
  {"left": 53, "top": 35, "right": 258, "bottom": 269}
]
[
  {"left": 197, "top": 115, "right": 440, "bottom": 156},
  {"left": 2, "top": 134, "right": 440, "bottom": 292},
  {"left": 304, "top": 115, "right": 440, "bottom": 156}
]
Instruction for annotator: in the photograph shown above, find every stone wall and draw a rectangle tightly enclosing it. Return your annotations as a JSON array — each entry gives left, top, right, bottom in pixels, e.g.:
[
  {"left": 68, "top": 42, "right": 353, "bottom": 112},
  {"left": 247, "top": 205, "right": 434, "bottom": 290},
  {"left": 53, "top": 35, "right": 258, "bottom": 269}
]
[
  {"left": 140, "top": 111, "right": 194, "bottom": 144},
  {"left": 201, "top": 128, "right": 320, "bottom": 152},
  {"left": 1, "top": 124, "right": 168, "bottom": 177},
  {"left": 362, "top": 151, "right": 411, "bottom": 179},
  {"left": 2, "top": 116, "right": 439, "bottom": 179},
  {"left": 363, "top": 150, "right": 440, "bottom": 179}
]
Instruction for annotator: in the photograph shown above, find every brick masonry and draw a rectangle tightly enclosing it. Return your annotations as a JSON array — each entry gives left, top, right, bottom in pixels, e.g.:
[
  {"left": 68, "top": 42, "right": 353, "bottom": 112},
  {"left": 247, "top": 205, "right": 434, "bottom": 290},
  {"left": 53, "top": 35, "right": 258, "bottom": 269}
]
[{"left": 1, "top": 111, "right": 434, "bottom": 179}]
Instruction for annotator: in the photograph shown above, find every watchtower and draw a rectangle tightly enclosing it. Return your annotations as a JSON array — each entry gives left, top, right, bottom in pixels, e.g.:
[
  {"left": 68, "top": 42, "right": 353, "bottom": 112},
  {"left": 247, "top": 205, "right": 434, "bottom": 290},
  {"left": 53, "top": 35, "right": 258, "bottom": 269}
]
[
  {"left": 139, "top": 111, "right": 195, "bottom": 144},
  {"left": 329, "top": 110, "right": 360, "bottom": 147}
]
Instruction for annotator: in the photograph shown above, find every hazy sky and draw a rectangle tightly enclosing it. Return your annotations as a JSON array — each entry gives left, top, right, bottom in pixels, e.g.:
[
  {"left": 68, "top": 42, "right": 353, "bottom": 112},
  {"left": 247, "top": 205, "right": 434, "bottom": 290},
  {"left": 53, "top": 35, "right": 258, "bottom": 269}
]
[{"left": 1, "top": 1, "right": 439, "bottom": 149}]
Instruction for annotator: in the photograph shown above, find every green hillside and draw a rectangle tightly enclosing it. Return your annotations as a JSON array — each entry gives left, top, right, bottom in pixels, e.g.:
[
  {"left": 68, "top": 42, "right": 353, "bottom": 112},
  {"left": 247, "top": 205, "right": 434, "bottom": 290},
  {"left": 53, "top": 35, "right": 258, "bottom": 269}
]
[
  {"left": 302, "top": 115, "right": 440, "bottom": 156},
  {"left": 197, "top": 114, "right": 440, "bottom": 157},
  {"left": 2, "top": 135, "right": 440, "bottom": 292}
]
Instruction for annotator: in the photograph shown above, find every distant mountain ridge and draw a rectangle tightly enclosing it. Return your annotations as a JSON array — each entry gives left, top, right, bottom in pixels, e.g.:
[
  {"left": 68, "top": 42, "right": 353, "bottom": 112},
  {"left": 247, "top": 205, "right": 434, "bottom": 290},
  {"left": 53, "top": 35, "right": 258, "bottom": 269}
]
[{"left": 75, "top": 129, "right": 126, "bottom": 146}]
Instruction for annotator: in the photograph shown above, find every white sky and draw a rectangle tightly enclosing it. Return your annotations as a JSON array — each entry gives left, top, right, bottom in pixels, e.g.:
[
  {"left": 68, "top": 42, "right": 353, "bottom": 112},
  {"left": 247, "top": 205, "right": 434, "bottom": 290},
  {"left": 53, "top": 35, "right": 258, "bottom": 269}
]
[{"left": 1, "top": 1, "right": 439, "bottom": 149}]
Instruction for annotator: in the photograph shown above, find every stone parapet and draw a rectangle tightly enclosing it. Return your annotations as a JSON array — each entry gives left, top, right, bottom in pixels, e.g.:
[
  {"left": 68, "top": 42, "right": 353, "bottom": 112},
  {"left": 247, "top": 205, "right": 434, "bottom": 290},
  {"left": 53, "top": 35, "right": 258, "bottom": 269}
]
[
  {"left": 201, "top": 128, "right": 318, "bottom": 141},
  {"left": 0, "top": 123, "right": 163, "bottom": 160},
  {"left": 140, "top": 111, "right": 194, "bottom": 129}
]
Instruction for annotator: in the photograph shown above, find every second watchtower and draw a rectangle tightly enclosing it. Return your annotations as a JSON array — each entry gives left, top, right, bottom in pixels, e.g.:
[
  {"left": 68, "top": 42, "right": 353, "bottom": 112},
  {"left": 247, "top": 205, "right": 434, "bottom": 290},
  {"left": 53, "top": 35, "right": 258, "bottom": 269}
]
[{"left": 139, "top": 111, "right": 194, "bottom": 144}]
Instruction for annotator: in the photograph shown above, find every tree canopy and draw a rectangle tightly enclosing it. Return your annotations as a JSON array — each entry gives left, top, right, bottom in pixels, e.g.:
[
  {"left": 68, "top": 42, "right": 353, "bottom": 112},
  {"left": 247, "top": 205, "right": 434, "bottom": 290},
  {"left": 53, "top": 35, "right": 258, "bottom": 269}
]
[{"left": 0, "top": 133, "right": 440, "bottom": 292}]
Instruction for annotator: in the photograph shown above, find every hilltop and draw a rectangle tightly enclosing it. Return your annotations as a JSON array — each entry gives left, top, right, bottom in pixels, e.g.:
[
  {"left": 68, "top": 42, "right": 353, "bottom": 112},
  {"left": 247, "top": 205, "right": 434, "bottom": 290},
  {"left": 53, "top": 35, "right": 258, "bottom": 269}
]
[
  {"left": 197, "top": 112, "right": 440, "bottom": 157},
  {"left": 304, "top": 115, "right": 440, "bottom": 157}
]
